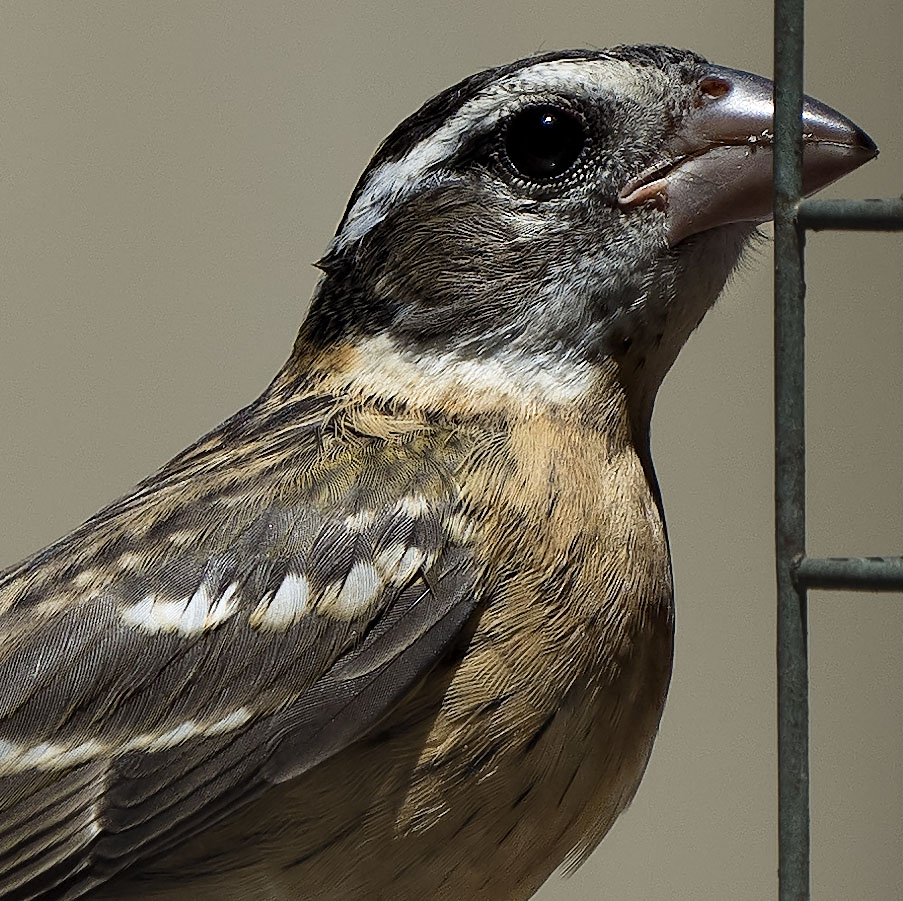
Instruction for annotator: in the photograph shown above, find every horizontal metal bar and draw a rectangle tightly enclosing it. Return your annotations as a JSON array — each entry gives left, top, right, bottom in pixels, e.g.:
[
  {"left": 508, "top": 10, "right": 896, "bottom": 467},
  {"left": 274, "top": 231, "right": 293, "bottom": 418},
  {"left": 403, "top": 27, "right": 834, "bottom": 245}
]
[
  {"left": 798, "top": 198, "right": 903, "bottom": 231},
  {"left": 793, "top": 555, "right": 903, "bottom": 590}
]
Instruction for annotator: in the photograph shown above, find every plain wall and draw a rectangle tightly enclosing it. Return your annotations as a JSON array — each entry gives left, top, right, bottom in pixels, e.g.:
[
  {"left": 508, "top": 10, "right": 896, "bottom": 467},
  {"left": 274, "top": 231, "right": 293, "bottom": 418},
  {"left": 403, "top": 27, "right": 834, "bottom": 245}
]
[{"left": 2, "top": 3, "right": 901, "bottom": 899}]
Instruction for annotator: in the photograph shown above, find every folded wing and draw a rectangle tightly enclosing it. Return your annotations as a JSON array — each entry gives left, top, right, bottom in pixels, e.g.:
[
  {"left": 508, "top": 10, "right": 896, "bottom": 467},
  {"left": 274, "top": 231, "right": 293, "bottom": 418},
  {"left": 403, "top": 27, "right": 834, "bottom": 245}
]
[{"left": 0, "top": 392, "right": 479, "bottom": 899}]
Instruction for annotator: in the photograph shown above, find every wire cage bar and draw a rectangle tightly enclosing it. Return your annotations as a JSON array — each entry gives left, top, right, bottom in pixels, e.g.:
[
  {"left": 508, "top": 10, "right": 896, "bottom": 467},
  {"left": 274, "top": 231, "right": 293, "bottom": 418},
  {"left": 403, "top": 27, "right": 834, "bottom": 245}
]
[{"left": 772, "top": 2, "right": 903, "bottom": 899}]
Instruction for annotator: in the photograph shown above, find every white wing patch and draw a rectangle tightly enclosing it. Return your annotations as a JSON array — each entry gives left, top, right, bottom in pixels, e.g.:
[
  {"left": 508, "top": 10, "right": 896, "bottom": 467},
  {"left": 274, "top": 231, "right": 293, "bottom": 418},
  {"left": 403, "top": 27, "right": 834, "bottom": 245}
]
[
  {"left": 249, "top": 541, "right": 431, "bottom": 628},
  {"left": 119, "top": 539, "right": 434, "bottom": 636},
  {"left": 376, "top": 543, "right": 428, "bottom": 585},
  {"left": 249, "top": 573, "right": 312, "bottom": 631},
  {"left": 204, "top": 706, "right": 255, "bottom": 736},
  {"left": 395, "top": 494, "right": 430, "bottom": 518},
  {"left": 319, "top": 562, "right": 383, "bottom": 620},
  {"left": 121, "top": 581, "right": 239, "bottom": 636},
  {"left": 127, "top": 720, "right": 201, "bottom": 753},
  {"left": 344, "top": 509, "right": 377, "bottom": 533},
  {"left": 0, "top": 708, "right": 253, "bottom": 776}
]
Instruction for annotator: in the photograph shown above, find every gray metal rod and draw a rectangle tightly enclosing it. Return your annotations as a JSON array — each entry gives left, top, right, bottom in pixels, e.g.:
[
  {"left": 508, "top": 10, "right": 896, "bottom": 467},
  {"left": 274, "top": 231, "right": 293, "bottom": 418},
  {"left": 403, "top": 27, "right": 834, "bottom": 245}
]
[
  {"left": 795, "top": 556, "right": 903, "bottom": 590},
  {"left": 774, "top": 1, "right": 810, "bottom": 898},
  {"left": 799, "top": 197, "right": 903, "bottom": 231}
]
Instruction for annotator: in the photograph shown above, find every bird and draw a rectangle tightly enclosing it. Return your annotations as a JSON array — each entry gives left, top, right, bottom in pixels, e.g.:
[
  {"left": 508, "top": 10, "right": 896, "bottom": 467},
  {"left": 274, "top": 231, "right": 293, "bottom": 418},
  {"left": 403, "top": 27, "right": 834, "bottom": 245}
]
[{"left": 0, "top": 45, "right": 876, "bottom": 901}]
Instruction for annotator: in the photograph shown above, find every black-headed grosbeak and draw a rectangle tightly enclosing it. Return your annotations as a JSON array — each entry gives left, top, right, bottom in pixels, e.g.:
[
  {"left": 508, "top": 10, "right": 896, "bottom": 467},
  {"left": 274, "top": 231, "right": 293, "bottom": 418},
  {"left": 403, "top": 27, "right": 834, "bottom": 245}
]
[{"left": 0, "top": 46, "right": 875, "bottom": 900}]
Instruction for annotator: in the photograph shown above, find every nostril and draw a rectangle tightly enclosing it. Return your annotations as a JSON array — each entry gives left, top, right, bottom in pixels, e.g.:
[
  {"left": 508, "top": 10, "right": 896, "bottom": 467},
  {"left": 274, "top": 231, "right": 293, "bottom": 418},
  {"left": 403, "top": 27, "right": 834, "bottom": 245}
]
[{"left": 699, "top": 75, "right": 732, "bottom": 99}]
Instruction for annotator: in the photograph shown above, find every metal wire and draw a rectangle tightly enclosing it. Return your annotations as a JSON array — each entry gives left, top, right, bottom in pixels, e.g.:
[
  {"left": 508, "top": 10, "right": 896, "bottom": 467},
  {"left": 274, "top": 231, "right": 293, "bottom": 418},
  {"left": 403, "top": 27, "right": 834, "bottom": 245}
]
[
  {"left": 799, "top": 197, "right": 903, "bottom": 230},
  {"left": 773, "top": 3, "right": 809, "bottom": 897},
  {"left": 773, "top": 3, "right": 903, "bottom": 899},
  {"left": 795, "top": 556, "right": 903, "bottom": 591}
]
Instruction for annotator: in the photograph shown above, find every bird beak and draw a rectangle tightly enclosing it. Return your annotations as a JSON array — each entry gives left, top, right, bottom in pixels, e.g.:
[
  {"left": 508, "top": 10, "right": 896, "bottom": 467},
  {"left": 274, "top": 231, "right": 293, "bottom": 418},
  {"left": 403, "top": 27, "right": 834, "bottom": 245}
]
[{"left": 618, "top": 66, "right": 878, "bottom": 245}]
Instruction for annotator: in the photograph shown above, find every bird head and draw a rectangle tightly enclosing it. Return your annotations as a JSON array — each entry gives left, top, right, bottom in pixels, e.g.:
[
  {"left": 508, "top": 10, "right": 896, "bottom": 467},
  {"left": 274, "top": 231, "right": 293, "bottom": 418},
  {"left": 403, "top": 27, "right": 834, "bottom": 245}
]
[{"left": 294, "top": 46, "right": 875, "bottom": 432}]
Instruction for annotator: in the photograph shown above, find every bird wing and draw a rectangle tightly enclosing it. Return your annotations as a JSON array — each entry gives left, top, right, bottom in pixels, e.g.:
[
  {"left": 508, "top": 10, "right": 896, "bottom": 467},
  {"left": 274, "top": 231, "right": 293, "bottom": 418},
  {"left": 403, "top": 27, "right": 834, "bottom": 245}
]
[{"left": 0, "top": 391, "right": 480, "bottom": 899}]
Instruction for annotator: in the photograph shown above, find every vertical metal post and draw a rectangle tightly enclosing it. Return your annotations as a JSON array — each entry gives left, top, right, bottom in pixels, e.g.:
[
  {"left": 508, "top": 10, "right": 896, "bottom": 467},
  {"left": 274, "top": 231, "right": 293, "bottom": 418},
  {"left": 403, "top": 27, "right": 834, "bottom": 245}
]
[{"left": 773, "top": 1, "right": 809, "bottom": 899}]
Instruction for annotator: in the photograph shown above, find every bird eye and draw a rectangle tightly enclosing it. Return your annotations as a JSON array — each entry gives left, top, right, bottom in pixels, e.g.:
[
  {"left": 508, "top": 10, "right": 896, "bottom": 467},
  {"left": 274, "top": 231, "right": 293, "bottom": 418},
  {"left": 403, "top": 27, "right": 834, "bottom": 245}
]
[{"left": 503, "top": 105, "right": 586, "bottom": 181}]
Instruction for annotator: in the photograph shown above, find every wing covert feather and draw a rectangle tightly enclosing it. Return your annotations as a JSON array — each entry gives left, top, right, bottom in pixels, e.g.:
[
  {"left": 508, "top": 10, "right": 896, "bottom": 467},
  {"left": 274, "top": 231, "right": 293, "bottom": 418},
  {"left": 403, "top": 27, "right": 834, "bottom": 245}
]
[{"left": 0, "top": 392, "right": 480, "bottom": 899}]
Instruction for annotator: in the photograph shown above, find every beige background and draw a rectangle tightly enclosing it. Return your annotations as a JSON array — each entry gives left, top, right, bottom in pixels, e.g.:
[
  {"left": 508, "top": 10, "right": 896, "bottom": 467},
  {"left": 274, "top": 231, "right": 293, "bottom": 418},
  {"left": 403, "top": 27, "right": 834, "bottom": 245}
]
[{"left": 2, "top": 3, "right": 901, "bottom": 899}]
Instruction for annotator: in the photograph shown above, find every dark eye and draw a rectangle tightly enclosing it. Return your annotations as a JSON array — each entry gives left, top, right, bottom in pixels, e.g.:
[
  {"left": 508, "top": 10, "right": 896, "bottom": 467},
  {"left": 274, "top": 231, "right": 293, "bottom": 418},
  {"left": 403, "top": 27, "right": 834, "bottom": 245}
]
[{"left": 503, "top": 105, "right": 586, "bottom": 181}]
